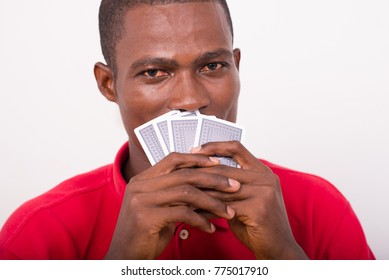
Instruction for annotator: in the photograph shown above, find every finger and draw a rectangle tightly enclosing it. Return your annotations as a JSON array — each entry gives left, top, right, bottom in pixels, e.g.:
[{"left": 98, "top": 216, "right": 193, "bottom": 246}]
[
  {"left": 139, "top": 185, "right": 236, "bottom": 220},
  {"left": 199, "top": 165, "right": 278, "bottom": 186},
  {"left": 133, "top": 152, "right": 220, "bottom": 181},
  {"left": 191, "top": 141, "right": 270, "bottom": 172},
  {"left": 205, "top": 183, "right": 271, "bottom": 203},
  {"left": 132, "top": 168, "right": 241, "bottom": 193},
  {"left": 204, "top": 172, "right": 281, "bottom": 203},
  {"left": 157, "top": 206, "right": 217, "bottom": 233}
]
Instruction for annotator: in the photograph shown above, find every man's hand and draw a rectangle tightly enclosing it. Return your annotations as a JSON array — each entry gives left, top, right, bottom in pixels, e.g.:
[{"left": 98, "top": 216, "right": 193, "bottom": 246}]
[
  {"left": 191, "top": 141, "right": 309, "bottom": 259},
  {"left": 105, "top": 153, "right": 237, "bottom": 260}
]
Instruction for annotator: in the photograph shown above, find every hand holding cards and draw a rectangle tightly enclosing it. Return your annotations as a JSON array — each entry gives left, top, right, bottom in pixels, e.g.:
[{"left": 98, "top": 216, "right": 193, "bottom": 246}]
[{"left": 135, "top": 110, "right": 244, "bottom": 167}]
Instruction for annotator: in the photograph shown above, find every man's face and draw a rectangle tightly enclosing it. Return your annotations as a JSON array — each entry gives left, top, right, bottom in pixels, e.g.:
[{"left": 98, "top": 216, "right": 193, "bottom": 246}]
[{"left": 111, "top": 2, "right": 240, "bottom": 158}]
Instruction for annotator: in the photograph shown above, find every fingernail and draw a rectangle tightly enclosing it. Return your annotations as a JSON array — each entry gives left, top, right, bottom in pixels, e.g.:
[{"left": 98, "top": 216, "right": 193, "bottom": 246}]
[
  {"left": 209, "top": 157, "right": 220, "bottom": 164},
  {"left": 228, "top": 178, "right": 240, "bottom": 189},
  {"left": 210, "top": 223, "right": 216, "bottom": 232},
  {"left": 227, "top": 206, "right": 235, "bottom": 218},
  {"left": 190, "top": 146, "right": 202, "bottom": 153}
]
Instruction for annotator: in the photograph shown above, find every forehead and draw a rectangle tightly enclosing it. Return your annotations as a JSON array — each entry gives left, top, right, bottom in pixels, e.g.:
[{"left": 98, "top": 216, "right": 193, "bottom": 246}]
[{"left": 116, "top": 2, "right": 232, "bottom": 63}]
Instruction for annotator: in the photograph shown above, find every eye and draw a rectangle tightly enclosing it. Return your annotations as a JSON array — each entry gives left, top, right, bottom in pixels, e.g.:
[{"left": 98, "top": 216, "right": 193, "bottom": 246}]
[
  {"left": 141, "top": 69, "right": 169, "bottom": 78},
  {"left": 200, "top": 62, "right": 225, "bottom": 73}
]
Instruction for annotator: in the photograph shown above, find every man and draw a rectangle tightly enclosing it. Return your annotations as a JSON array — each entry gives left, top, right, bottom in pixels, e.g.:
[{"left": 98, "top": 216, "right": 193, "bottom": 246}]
[{"left": 0, "top": 0, "right": 374, "bottom": 259}]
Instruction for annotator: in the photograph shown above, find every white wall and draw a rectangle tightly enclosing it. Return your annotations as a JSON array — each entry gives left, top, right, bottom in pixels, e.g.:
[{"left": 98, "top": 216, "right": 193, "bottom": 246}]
[{"left": 0, "top": 0, "right": 388, "bottom": 259}]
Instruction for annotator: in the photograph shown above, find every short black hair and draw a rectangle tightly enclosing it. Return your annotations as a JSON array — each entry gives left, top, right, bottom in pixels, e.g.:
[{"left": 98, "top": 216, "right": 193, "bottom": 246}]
[{"left": 98, "top": 0, "right": 234, "bottom": 74}]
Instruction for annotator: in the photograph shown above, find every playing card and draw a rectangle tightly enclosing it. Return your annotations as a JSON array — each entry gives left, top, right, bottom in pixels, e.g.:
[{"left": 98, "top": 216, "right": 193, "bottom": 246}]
[
  {"left": 135, "top": 110, "right": 245, "bottom": 167},
  {"left": 154, "top": 119, "right": 170, "bottom": 152},
  {"left": 194, "top": 116, "right": 244, "bottom": 167},
  {"left": 177, "top": 110, "right": 200, "bottom": 117},
  {"left": 153, "top": 110, "right": 180, "bottom": 152},
  {"left": 134, "top": 122, "right": 169, "bottom": 165},
  {"left": 169, "top": 117, "right": 199, "bottom": 153}
]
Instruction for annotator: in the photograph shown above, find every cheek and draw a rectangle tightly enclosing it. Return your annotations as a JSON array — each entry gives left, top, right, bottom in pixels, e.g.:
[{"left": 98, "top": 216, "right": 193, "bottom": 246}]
[
  {"left": 213, "top": 74, "right": 240, "bottom": 121},
  {"left": 115, "top": 84, "right": 171, "bottom": 136}
]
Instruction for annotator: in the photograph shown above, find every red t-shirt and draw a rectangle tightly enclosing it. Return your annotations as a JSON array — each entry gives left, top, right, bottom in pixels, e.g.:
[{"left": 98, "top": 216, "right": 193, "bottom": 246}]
[{"left": 0, "top": 143, "right": 375, "bottom": 259}]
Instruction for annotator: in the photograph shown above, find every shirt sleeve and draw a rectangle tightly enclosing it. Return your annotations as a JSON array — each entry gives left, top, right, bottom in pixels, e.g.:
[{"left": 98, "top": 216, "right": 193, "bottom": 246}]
[
  {"left": 0, "top": 208, "right": 80, "bottom": 260},
  {"left": 321, "top": 203, "right": 375, "bottom": 259}
]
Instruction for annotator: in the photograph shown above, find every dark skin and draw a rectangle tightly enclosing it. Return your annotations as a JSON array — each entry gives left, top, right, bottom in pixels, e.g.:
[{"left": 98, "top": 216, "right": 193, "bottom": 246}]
[{"left": 94, "top": 2, "right": 308, "bottom": 259}]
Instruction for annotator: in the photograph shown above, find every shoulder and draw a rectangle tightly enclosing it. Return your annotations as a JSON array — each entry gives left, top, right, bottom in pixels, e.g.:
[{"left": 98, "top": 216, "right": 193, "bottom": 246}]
[
  {"left": 0, "top": 164, "right": 114, "bottom": 256},
  {"left": 261, "top": 159, "right": 350, "bottom": 227},
  {"left": 13, "top": 164, "right": 114, "bottom": 218},
  {"left": 261, "top": 159, "right": 374, "bottom": 259}
]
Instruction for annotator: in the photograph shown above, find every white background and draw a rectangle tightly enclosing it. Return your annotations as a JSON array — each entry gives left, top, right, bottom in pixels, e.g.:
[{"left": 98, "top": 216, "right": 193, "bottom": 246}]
[
  {"left": 0, "top": 0, "right": 388, "bottom": 259},
  {"left": 0, "top": 260, "right": 388, "bottom": 280}
]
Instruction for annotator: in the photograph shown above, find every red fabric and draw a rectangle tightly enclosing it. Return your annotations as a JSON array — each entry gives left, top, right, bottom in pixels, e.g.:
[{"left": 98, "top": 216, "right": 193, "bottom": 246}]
[{"left": 0, "top": 143, "right": 375, "bottom": 259}]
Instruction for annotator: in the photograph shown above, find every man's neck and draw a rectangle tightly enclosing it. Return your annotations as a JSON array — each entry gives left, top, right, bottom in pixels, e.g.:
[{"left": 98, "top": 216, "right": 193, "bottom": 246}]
[{"left": 122, "top": 141, "right": 151, "bottom": 182}]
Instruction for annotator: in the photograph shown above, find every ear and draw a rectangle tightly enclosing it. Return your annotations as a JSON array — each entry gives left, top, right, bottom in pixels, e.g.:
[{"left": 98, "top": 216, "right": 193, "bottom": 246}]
[
  {"left": 94, "top": 62, "right": 116, "bottom": 102},
  {"left": 233, "top": 48, "right": 241, "bottom": 71}
]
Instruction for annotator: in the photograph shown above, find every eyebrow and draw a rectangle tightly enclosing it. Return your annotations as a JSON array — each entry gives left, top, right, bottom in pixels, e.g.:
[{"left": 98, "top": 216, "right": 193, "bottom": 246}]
[
  {"left": 130, "top": 48, "right": 233, "bottom": 71},
  {"left": 130, "top": 57, "right": 179, "bottom": 71},
  {"left": 193, "top": 48, "right": 233, "bottom": 65}
]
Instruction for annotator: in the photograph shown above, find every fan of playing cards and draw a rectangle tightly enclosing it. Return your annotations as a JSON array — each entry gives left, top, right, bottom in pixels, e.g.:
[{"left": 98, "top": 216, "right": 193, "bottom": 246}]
[{"left": 135, "top": 110, "right": 245, "bottom": 167}]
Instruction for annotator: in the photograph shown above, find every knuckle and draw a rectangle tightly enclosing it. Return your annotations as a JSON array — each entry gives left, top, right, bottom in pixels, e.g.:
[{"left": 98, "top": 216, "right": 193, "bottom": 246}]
[
  {"left": 170, "top": 206, "right": 196, "bottom": 225},
  {"left": 261, "top": 181, "right": 282, "bottom": 203},
  {"left": 181, "top": 184, "right": 194, "bottom": 197},
  {"left": 122, "top": 196, "right": 150, "bottom": 226},
  {"left": 214, "top": 199, "right": 226, "bottom": 211},
  {"left": 258, "top": 172, "right": 280, "bottom": 186},
  {"left": 229, "top": 140, "right": 241, "bottom": 150},
  {"left": 262, "top": 186, "right": 276, "bottom": 201},
  {"left": 126, "top": 193, "right": 143, "bottom": 208},
  {"left": 179, "top": 208, "right": 205, "bottom": 228},
  {"left": 179, "top": 206, "right": 194, "bottom": 220},
  {"left": 129, "top": 174, "right": 141, "bottom": 184},
  {"left": 168, "top": 151, "right": 179, "bottom": 158},
  {"left": 125, "top": 181, "right": 144, "bottom": 195},
  {"left": 177, "top": 168, "right": 195, "bottom": 180},
  {"left": 269, "top": 173, "right": 280, "bottom": 188},
  {"left": 214, "top": 174, "right": 228, "bottom": 188},
  {"left": 214, "top": 164, "right": 229, "bottom": 175},
  {"left": 166, "top": 152, "right": 182, "bottom": 165}
]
